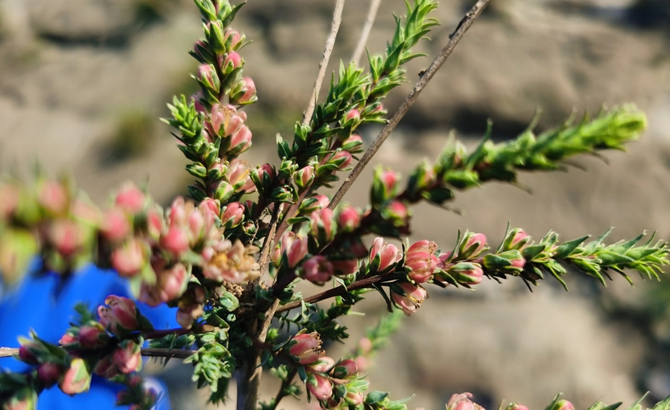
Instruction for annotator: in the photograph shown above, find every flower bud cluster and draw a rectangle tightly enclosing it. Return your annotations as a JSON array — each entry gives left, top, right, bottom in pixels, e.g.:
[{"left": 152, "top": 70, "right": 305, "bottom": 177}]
[{"left": 115, "top": 375, "right": 159, "bottom": 410}]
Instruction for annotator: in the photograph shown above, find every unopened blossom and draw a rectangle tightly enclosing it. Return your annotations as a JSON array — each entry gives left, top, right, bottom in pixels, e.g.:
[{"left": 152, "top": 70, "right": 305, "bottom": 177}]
[
  {"left": 309, "top": 356, "right": 335, "bottom": 373},
  {"left": 289, "top": 332, "right": 323, "bottom": 365},
  {"left": 307, "top": 373, "right": 333, "bottom": 401},
  {"left": 383, "top": 200, "right": 409, "bottom": 228},
  {"left": 111, "top": 238, "right": 146, "bottom": 277},
  {"left": 3, "top": 387, "right": 37, "bottom": 410},
  {"left": 345, "top": 108, "right": 360, "bottom": 123},
  {"left": 505, "top": 228, "right": 530, "bottom": 250},
  {"left": 59, "top": 358, "right": 91, "bottom": 395},
  {"left": 38, "top": 362, "right": 62, "bottom": 387},
  {"left": 446, "top": 393, "right": 476, "bottom": 410},
  {"left": 112, "top": 340, "right": 142, "bottom": 374},
  {"left": 250, "top": 163, "right": 276, "bottom": 190},
  {"left": 98, "top": 295, "right": 138, "bottom": 336},
  {"left": 332, "top": 359, "right": 357, "bottom": 378},
  {"left": 448, "top": 262, "right": 484, "bottom": 286},
  {"left": 202, "top": 239, "right": 259, "bottom": 283},
  {"left": 78, "top": 323, "right": 109, "bottom": 349},
  {"left": 369, "top": 237, "right": 401, "bottom": 273},
  {"left": 342, "top": 134, "right": 364, "bottom": 153},
  {"left": 228, "top": 124, "right": 253, "bottom": 156},
  {"left": 199, "top": 198, "right": 221, "bottom": 217},
  {"left": 223, "top": 51, "right": 243, "bottom": 72},
  {"left": 345, "top": 391, "right": 365, "bottom": 406},
  {"left": 358, "top": 337, "right": 373, "bottom": 354},
  {"left": 337, "top": 205, "right": 360, "bottom": 232},
  {"left": 506, "top": 404, "right": 530, "bottom": 410},
  {"left": 101, "top": 208, "right": 131, "bottom": 242},
  {"left": 228, "top": 159, "right": 256, "bottom": 193},
  {"left": 405, "top": 240, "right": 439, "bottom": 283},
  {"left": 93, "top": 355, "right": 119, "bottom": 379},
  {"left": 38, "top": 180, "right": 68, "bottom": 215},
  {"left": 224, "top": 28, "right": 243, "bottom": 49},
  {"left": 49, "top": 220, "right": 84, "bottom": 257},
  {"left": 198, "top": 63, "right": 220, "bottom": 93},
  {"left": 161, "top": 225, "right": 190, "bottom": 256},
  {"left": 302, "top": 255, "right": 334, "bottom": 285},
  {"left": 459, "top": 232, "right": 488, "bottom": 259},
  {"left": 233, "top": 76, "right": 257, "bottom": 105},
  {"left": 310, "top": 208, "right": 337, "bottom": 245},
  {"left": 272, "top": 232, "right": 308, "bottom": 268},
  {"left": 157, "top": 263, "right": 190, "bottom": 302},
  {"left": 221, "top": 202, "right": 245, "bottom": 228},
  {"left": 391, "top": 282, "right": 428, "bottom": 315},
  {"left": 329, "top": 150, "right": 353, "bottom": 170},
  {"left": 553, "top": 400, "right": 574, "bottom": 410},
  {"left": 17, "top": 340, "right": 44, "bottom": 365},
  {"left": 294, "top": 166, "right": 314, "bottom": 191},
  {"left": 114, "top": 183, "right": 145, "bottom": 215}
]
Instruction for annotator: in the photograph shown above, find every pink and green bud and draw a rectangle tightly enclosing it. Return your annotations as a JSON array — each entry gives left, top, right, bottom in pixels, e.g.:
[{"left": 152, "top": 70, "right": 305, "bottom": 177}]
[
  {"left": 483, "top": 250, "right": 526, "bottom": 272},
  {"left": 38, "top": 363, "right": 63, "bottom": 387},
  {"left": 199, "top": 198, "right": 221, "bottom": 217},
  {"left": 4, "top": 387, "right": 37, "bottom": 410},
  {"left": 337, "top": 205, "right": 360, "bottom": 233},
  {"left": 369, "top": 237, "right": 401, "bottom": 273},
  {"left": 342, "top": 134, "right": 364, "bottom": 153},
  {"left": 228, "top": 125, "right": 253, "bottom": 156},
  {"left": 446, "top": 393, "right": 476, "bottom": 410},
  {"left": 391, "top": 282, "right": 428, "bottom": 315},
  {"left": 301, "top": 255, "right": 334, "bottom": 285},
  {"left": 223, "top": 51, "right": 243, "bottom": 73},
  {"left": 78, "top": 323, "right": 110, "bottom": 349},
  {"left": 309, "top": 356, "right": 335, "bottom": 373},
  {"left": 371, "top": 167, "right": 400, "bottom": 205},
  {"left": 38, "top": 180, "right": 68, "bottom": 215},
  {"left": 231, "top": 77, "right": 257, "bottom": 105},
  {"left": 93, "top": 355, "right": 119, "bottom": 378},
  {"left": 224, "top": 28, "right": 243, "bottom": 50},
  {"left": 307, "top": 373, "right": 333, "bottom": 401},
  {"left": 289, "top": 332, "right": 323, "bottom": 365},
  {"left": 49, "top": 220, "right": 83, "bottom": 257},
  {"left": 273, "top": 232, "right": 309, "bottom": 268},
  {"left": 310, "top": 208, "right": 337, "bottom": 245},
  {"left": 228, "top": 159, "right": 255, "bottom": 193},
  {"left": 112, "top": 340, "right": 142, "bottom": 374},
  {"left": 213, "top": 180, "right": 235, "bottom": 202},
  {"left": 344, "top": 109, "right": 360, "bottom": 124},
  {"left": 251, "top": 163, "right": 276, "bottom": 191},
  {"left": 299, "top": 194, "right": 330, "bottom": 214},
  {"left": 59, "top": 358, "right": 92, "bottom": 395},
  {"left": 221, "top": 202, "right": 245, "bottom": 228},
  {"left": 294, "top": 166, "right": 315, "bottom": 191},
  {"left": 345, "top": 391, "right": 365, "bottom": 406},
  {"left": 161, "top": 226, "right": 190, "bottom": 256},
  {"left": 158, "top": 263, "right": 190, "bottom": 302},
  {"left": 111, "top": 238, "right": 146, "bottom": 278},
  {"left": 101, "top": 208, "right": 131, "bottom": 242},
  {"left": 114, "top": 183, "right": 145, "bottom": 215},
  {"left": 328, "top": 150, "right": 353, "bottom": 170},
  {"left": 98, "top": 295, "right": 139, "bottom": 336},
  {"left": 503, "top": 228, "right": 530, "bottom": 251},
  {"left": 459, "top": 232, "right": 488, "bottom": 259},
  {"left": 546, "top": 398, "right": 574, "bottom": 410},
  {"left": 332, "top": 359, "right": 358, "bottom": 379},
  {"left": 17, "top": 340, "right": 45, "bottom": 365},
  {"left": 405, "top": 240, "right": 438, "bottom": 283},
  {"left": 448, "top": 262, "right": 484, "bottom": 286},
  {"left": 197, "top": 64, "right": 220, "bottom": 94}
]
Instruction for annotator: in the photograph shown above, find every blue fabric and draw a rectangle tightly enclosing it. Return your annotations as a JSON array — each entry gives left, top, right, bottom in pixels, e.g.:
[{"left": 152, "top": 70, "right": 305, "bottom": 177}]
[{"left": 0, "top": 265, "right": 177, "bottom": 409}]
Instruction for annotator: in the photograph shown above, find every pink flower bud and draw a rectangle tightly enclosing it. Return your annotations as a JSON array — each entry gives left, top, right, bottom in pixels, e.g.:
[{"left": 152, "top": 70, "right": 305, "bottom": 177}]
[
  {"left": 345, "top": 109, "right": 360, "bottom": 123},
  {"left": 358, "top": 337, "right": 373, "bottom": 354},
  {"left": 228, "top": 125, "right": 253, "bottom": 156},
  {"left": 223, "top": 52, "right": 243, "bottom": 71},
  {"left": 405, "top": 240, "right": 438, "bottom": 283},
  {"left": 342, "top": 134, "right": 364, "bottom": 154},
  {"left": 385, "top": 199, "right": 409, "bottom": 222},
  {"left": 294, "top": 166, "right": 314, "bottom": 191},
  {"left": 93, "top": 355, "right": 119, "bottom": 378},
  {"left": 447, "top": 393, "right": 476, "bottom": 410},
  {"left": 330, "top": 150, "right": 353, "bottom": 170},
  {"left": 78, "top": 323, "right": 109, "bottom": 349},
  {"left": 158, "top": 263, "right": 189, "bottom": 302},
  {"left": 310, "top": 208, "right": 336, "bottom": 244},
  {"left": 161, "top": 226, "right": 190, "bottom": 256},
  {"left": 506, "top": 404, "right": 530, "bottom": 410},
  {"left": 369, "top": 237, "right": 401, "bottom": 273},
  {"left": 309, "top": 356, "right": 335, "bottom": 373},
  {"left": 224, "top": 28, "right": 243, "bottom": 49},
  {"left": 289, "top": 332, "right": 323, "bottom": 365},
  {"left": 459, "top": 232, "right": 488, "bottom": 259},
  {"left": 59, "top": 358, "right": 91, "bottom": 395},
  {"left": 279, "top": 233, "right": 308, "bottom": 268},
  {"left": 553, "top": 400, "right": 574, "bottom": 410},
  {"left": 507, "top": 229, "right": 530, "bottom": 250},
  {"left": 198, "top": 64, "right": 220, "bottom": 93},
  {"left": 111, "top": 239, "right": 146, "bottom": 277},
  {"left": 345, "top": 391, "right": 365, "bottom": 406},
  {"left": 221, "top": 202, "right": 245, "bottom": 228},
  {"left": 59, "top": 332, "right": 77, "bottom": 347},
  {"left": 380, "top": 170, "right": 399, "bottom": 193},
  {"left": 449, "top": 262, "right": 484, "bottom": 286},
  {"left": 199, "top": 198, "right": 221, "bottom": 217},
  {"left": 49, "top": 220, "right": 82, "bottom": 257},
  {"left": 241, "top": 77, "right": 257, "bottom": 103},
  {"left": 391, "top": 282, "right": 428, "bottom": 315},
  {"left": 38, "top": 363, "right": 62, "bottom": 387},
  {"left": 302, "top": 255, "right": 334, "bottom": 285},
  {"left": 112, "top": 340, "right": 142, "bottom": 374},
  {"left": 18, "top": 341, "right": 42, "bottom": 365},
  {"left": 510, "top": 256, "right": 526, "bottom": 270},
  {"left": 307, "top": 373, "right": 333, "bottom": 401},
  {"left": 228, "top": 159, "right": 255, "bottom": 193},
  {"left": 114, "top": 183, "right": 145, "bottom": 214},
  {"left": 191, "top": 91, "right": 206, "bottom": 113},
  {"left": 98, "top": 295, "right": 138, "bottom": 336},
  {"left": 332, "top": 359, "right": 357, "bottom": 378},
  {"left": 38, "top": 181, "right": 68, "bottom": 215},
  {"left": 354, "top": 356, "right": 369, "bottom": 373},
  {"left": 101, "top": 208, "right": 131, "bottom": 242}
]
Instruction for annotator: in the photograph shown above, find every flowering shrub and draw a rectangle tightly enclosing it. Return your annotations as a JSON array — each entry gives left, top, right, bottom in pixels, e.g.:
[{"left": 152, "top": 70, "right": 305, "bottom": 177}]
[{"left": 1, "top": 0, "right": 670, "bottom": 409}]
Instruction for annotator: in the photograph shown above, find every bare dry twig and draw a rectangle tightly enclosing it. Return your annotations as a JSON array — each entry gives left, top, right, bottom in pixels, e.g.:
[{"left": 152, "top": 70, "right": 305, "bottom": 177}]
[{"left": 351, "top": 0, "right": 383, "bottom": 65}]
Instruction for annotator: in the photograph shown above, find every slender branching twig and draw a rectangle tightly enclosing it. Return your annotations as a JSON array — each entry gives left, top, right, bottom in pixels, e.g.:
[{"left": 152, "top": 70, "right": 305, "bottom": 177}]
[{"left": 351, "top": 0, "right": 383, "bottom": 65}]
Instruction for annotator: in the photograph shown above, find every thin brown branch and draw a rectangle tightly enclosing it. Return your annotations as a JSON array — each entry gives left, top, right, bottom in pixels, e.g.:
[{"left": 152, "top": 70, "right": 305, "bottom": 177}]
[
  {"left": 257, "top": 203, "right": 284, "bottom": 282},
  {"left": 351, "top": 0, "right": 383, "bottom": 65},
  {"left": 0, "top": 347, "right": 195, "bottom": 360},
  {"left": 275, "top": 272, "right": 403, "bottom": 313},
  {"left": 328, "top": 0, "right": 492, "bottom": 209},
  {"left": 302, "top": 0, "right": 347, "bottom": 126}
]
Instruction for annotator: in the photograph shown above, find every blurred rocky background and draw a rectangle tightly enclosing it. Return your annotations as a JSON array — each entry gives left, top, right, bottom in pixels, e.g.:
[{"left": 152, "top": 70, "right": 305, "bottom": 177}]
[{"left": 2, "top": 0, "right": 670, "bottom": 409}]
